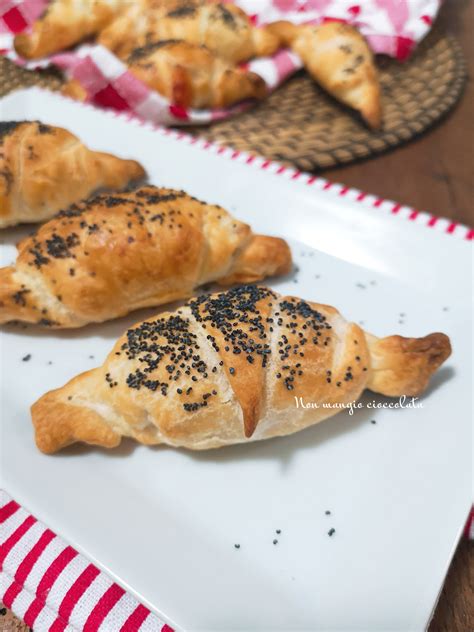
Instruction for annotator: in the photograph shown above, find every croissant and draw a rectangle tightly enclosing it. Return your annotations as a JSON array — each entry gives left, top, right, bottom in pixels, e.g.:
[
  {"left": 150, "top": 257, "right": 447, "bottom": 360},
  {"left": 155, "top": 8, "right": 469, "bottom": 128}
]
[
  {"left": 30, "top": 285, "right": 451, "bottom": 454},
  {"left": 13, "top": 0, "right": 127, "bottom": 59},
  {"left": 269, "top": 21, "right": 382, "bottom": 128},
  {"left": 98, "top": 2, "right": 280, "bottom": 63},
  {"left": 0, "top": 121, "right": 145, "bottom": 229},
  {"left": 0, "top": 187, "right": 291, "bottom": 328},
  {"left": 126, "top": 40, "right": 266, "bottom": 108}
]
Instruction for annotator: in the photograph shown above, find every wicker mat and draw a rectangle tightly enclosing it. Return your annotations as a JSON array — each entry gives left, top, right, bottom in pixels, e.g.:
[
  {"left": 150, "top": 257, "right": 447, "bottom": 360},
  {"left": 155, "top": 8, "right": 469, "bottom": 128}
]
[
  {"left": 0, "top": 27, "right": 466, "bottom": 171},
  {"left": 188, "top": 29, "right": 467, "bottom": 170}
]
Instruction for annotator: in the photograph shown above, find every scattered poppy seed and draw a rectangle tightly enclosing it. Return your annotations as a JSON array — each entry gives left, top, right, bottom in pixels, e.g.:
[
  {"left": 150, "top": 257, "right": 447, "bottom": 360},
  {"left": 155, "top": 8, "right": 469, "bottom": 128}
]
[
  {"left": 234, "top": 544, "right": 240, "bottom": 549},
  {"left": 273, "top": 539, "right": 278, "bottom": 545},
  {"left": 22, "top": 354, "right": 31, "bottom": 362},
  {"left": 328, "top": 528, "right": 336, "bottom": 536}
]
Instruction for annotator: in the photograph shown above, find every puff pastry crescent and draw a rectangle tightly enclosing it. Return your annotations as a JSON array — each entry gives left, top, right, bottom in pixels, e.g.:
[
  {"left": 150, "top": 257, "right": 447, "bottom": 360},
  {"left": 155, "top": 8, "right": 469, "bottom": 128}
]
[
  {"left": 270, "top": 20, "right": 382, "bottom": 128},
  {"left": 0, "top": 121, "right": 145, "bottom": 228},
  {"left": 0, "top": 187, "right": 291, "bottom": 328},
  {"left": 14, "top": 0, "right": 126, "bottom": 59},
  {"left": 31, "top": 285, "right": 451, "bottom": 453},
  {"left": 126, "top": 40, "right": 267, "bottom": 108}
]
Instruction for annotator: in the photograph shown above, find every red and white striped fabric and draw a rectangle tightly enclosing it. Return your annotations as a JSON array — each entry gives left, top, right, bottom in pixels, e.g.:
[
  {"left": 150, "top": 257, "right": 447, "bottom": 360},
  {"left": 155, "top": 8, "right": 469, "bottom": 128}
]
[
  {"left": 0, "top": 0, "right": 442, "bottom": 125},
  {"left": 0, "top": 491, "right": 174, "bottom": 632},
  {"left": 1, "top": 488, "right": 472, "bottom": 632}
]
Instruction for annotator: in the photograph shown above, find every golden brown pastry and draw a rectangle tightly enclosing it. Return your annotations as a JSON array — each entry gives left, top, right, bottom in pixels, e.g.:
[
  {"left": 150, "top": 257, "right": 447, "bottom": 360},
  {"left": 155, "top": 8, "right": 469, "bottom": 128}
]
[
  {"left": 13, "top": 0, "right": 127, "bottom": 59},
  {"left": 270, "top": 21, "right": 382, "bottom": 128},
  {"left": 0, "top": 187, "right": 291, "bottom": 328},
  {"left": 0, "top": 121, "right": 145, "bottom": 229},
  {"left": 126, "top": 40, "right": 266, "bottom": 108},
  {"left": 30, "top": 285, "right": 451, "bottom": 454},
  {"left": 61, "top": 79, "right": 89, "bottom": 102},
  {"left": 98, "top": 1, "right": 280, "bottom": 63},
  {"left": 96, "top": 1, "right": 148, "bottom": 59}
]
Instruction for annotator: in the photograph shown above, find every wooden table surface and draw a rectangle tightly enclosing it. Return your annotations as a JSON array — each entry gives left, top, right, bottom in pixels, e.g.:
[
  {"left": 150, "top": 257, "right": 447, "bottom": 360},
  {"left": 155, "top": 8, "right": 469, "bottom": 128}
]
[
  {"left": 1, "top": 2, "right": 472, "bottom": 631},
  {"left": 325, "top": 0, "right": 473, "bottom": 228}
]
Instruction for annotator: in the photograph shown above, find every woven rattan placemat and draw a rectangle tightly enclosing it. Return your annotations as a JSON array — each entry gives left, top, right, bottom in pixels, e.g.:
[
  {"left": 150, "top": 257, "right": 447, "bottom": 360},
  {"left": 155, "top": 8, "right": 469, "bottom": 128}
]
[
  {"left": 189, "top": 29, "right": 467, "bottom": 170},
  {"left": 0, "top": 27, "right": 466, "bottom": 171}
]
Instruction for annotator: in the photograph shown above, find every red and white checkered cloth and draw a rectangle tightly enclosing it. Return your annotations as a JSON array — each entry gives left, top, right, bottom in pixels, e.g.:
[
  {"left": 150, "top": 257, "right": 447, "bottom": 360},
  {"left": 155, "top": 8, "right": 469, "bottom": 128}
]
[
  {"left": 0, "top": 491, "right": 174, "bottom": 631},
  {"left": 0, "top": 0, "right": 442, "bottom": 125}
]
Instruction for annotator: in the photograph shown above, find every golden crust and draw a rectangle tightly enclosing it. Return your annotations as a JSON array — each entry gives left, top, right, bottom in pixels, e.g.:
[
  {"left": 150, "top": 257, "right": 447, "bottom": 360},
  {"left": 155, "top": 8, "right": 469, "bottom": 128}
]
[
  {"left": 0, "top": 267, "right": 39, "bottom": 324},
  {"left": 13, "top": 0, "right": 126, "bottom": 59},
  {"left": 30, "top": 286, "right": 451, "bottom": 454},
  {"left": 127, "top": 40, "right": 266, "bottom": 109},
  {"left": 61, "top": 79, "right": 89, "bottom": 102},
  {"left": 98, "top": 2, "right": 280, "bottom": 63},
  {"left": 220, "top": 235, "right": 292, "bottom": 285},
  {"left": 0, "top": 187, "right": 292, "bottom": 328},
  {"left": 0, "top": 121, "right": 145, "bottom": 228},
  {"left": 366, "top": 332, "right": 452, "bottom": 396},
  {"left": 269, "top": 20, "right": 382, "bottom": 128},
  {"left": 31, "top": 372, "right": 122, "bottom": 454}
]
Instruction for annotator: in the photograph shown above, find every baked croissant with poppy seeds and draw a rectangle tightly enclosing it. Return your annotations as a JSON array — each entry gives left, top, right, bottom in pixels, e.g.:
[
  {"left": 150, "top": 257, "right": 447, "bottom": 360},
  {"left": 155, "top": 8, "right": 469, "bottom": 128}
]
[
  {"left": 31, "top": 285, "right": 451, "bottom": 454},
  {"left": 126, "top": 40, "right": 267, "bottom": 108},
  {"left": 13, "top": 0, "right": 127, "bottom": 59},
  {"left": 0, "top": 187, "right": 291, "bottom": 328},
  {"left": 98, "top": 1, "right": 280, "bottom": 63},
  {"left": 0, "top": 121, "right": 145, "bottom": 228},
  {"left": 269, "top": 21, "right": 382, "bottom": 128}
]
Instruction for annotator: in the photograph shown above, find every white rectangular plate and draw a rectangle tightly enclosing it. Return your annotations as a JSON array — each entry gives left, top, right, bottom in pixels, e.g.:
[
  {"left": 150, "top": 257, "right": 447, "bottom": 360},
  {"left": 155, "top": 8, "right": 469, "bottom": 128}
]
[{"left": 0, "top": 89, "right": 472, "bottom": 632}]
